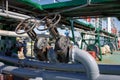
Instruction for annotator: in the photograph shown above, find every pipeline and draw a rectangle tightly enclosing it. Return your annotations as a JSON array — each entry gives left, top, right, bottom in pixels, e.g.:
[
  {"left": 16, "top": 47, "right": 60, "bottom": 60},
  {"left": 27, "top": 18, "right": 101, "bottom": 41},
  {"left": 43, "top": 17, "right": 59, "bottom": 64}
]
[
  {"left": 0, "top": 9, "right": 30, "bottom": 20},
  {"left": 1, "top": 47, "right": 120, "bottom": 80},
  {"left": 70, "top": 46, "right": 99, "bottom": 80},
  {"left": 0, "top": 30, "right": 28, "bottom": 37},
  {"left": 0, "top": 45, "right": 100, "bottom": 80},
  {"left": 0, "top": 62, "right": 87, "bottom": 80},
  {"left": 1, "top": 54, "right": 120, "bottom": 75},
  {"left": 1, "top": 58, "right": 120, "bottom": 80}
]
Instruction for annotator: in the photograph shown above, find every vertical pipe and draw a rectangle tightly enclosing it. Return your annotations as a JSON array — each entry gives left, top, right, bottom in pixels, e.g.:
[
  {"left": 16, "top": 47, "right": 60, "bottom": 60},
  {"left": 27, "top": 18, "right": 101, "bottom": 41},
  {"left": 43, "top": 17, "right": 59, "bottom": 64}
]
[
  {"left": 80, "top": 33, "right": 84, "bottom": 49},
  {"left": 71, "top": 46, "right": 100, "bottom": 80},
  {"left": 97, "top": 32, "right": 102, "bottom": 61},
  {"left": 70, "top": 20, "right": 75, "bottom": 44}
]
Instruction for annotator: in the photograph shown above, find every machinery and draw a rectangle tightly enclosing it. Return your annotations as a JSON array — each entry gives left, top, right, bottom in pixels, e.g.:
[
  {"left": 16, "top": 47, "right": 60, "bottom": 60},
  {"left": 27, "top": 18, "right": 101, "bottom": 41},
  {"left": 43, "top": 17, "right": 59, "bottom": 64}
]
[
  {"left": 15, "top": 14, "right": 71, "bottom": 63},
  {"left": 0, "top": 0, "right": 120, "bottom": 80}
]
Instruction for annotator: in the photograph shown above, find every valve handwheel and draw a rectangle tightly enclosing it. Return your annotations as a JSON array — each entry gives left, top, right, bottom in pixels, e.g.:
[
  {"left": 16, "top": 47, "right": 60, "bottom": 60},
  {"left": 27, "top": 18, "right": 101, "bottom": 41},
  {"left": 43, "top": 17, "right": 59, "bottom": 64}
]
[
  {"left": 15, "top": 18, "right": 37, "bottom": 34},
  {"left": 36, "top": 14, "right": 61, "bottom": 31}
]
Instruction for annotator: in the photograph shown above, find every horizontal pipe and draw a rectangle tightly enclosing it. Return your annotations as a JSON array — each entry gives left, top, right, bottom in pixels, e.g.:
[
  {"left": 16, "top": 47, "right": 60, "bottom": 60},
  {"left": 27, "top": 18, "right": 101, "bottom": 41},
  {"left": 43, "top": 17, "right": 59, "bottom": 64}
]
[
  {"left": 97, "top": 74, "right": 120, "bottom": 80},
  {"left": 0, "top": 9, "right": 30, "bottom": 20},
  {"left": 0, "top": 9, "right": 30, "bottom": 18},
  {"left": 1, "top": 57, "right": 120, "bottom": 80},
  {"left": 0, "top": 12, "right": 27, "bottom": 20},
  {"left": 1, "top": 55, "right": 120, "bottom": 75},
  {"left": 0, "top": 62, "right": 88, "bottom": 80},
  {"left": 0, "top": 30, "right": 28, "bottom": 37},
  {"left": 0, "top": 30, "right": 49, "bottom": 38},
  {"left": 0, "top": 62, "right": 39, "bottom": 78}
]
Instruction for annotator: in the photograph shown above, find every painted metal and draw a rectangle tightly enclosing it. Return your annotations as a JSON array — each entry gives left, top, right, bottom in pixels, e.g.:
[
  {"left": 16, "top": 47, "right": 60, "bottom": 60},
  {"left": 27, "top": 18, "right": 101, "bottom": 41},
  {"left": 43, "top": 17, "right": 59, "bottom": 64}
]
[
  {"left": 70, "top": 46, "right": 99, "bottom": 80},
  {"left": 0, "top": 30, "right": 28, "bottom": 37},
  {"left": 0, "top": 9, "right": 30, "bottom": 20}
]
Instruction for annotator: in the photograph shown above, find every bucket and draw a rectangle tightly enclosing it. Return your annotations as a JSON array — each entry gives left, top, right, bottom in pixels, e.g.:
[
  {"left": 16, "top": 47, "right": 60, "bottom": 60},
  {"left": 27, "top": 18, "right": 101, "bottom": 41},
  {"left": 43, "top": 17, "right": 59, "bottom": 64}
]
[{"left": 87, "top": 51, "right": 96, "bottom": 59}]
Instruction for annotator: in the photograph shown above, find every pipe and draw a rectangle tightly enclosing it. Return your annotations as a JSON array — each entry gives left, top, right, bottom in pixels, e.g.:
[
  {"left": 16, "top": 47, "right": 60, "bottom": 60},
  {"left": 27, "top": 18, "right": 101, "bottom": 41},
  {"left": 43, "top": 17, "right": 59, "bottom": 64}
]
[
  {"left": 0, "top": 30, "right": 28, "bottom": 37},
  {"left": 0, "top": 9, "right": 30, "bottom": 20},
  {"left": 0, "top": 30, "right": 50, "bottom": 38},
  {"left": 97, "top": 75, "right": 120, "bottom": 80},
  {"left": 70, "top": 46, "right": 99, "bottom": 80},
  {"left": 0, "top": 12, "right": 28, "bottom": 20},
  {"left": 0, "top": 46, "right": 100, "bottom": 80},
  {"left": 0, "top": 62, "right": 40, "bottom": 78},
  {"left": 0, "top": 62, "right": 87, "bottom": 80},
  {"left": 0, "top": 9, "right": 30, "bottom": 18},
  {"left": 1, "top": 60, "right": 120, "bottom": 80},
  {"left": 0, "top": 9, "right": 31, "bottom": 18},
  {"left": 1, "top": 55, "right": 120, "bottom": 75}
]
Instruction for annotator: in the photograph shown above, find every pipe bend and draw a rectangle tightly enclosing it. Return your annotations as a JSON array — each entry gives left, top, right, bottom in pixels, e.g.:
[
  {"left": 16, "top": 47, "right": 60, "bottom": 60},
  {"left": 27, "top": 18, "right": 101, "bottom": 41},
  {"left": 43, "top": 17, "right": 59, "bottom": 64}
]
[{"left": 70, "top": 46, "right": 100, "bottom": 80}]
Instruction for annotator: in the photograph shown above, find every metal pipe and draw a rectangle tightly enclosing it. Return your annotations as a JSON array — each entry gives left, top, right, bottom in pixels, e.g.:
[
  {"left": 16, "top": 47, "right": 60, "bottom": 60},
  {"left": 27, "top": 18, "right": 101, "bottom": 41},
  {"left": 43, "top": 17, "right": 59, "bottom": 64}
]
[
  {"left": 0, "top": 46, "right": 100, "bottom": 80},
  {"left": 97, "top": 74, "right": 120, "bottom": 80},
  {"left": 0, "top": 9, "right": 30, "bottom": 20},
  {"left": 0, "top": 9, "right": 30, "bottom": 18},
  {"left": 1, "top": 59, "right": 120, "bottom": 80},
  {"left": 0, "top": 62, "right": 40, "bottom": 78},
  {"left": 70, "top": 46, "right": 99, "bottom": 80},
  {"left": 0, "top": 12, "right": 27, "bottom": 20},
  {"left": 0, "top": 30, "right": 28, "bottom": 37},
  {"left": 1, "top": 54, "right": 120, "bottom": 75},
  {"left": 0, "top": 30, "right": 49, "bottom": 38},
  {"left": 0, "top": 62, "right": 87, "bottom": 80}
]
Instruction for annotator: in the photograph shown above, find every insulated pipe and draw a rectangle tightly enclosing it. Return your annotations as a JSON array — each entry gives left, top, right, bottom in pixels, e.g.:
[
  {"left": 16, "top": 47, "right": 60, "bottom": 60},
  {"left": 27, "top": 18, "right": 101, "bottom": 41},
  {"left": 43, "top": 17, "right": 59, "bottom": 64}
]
[{"left": 70, "top": 46, "right": 99, "bottom": 80}]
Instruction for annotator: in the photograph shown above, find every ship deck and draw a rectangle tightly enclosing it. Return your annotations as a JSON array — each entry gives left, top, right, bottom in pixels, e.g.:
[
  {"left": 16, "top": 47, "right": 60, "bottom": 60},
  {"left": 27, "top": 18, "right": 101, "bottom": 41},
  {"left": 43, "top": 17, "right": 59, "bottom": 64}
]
[{"left": 97, "top": 51, "right": 120, "bottom": 65}]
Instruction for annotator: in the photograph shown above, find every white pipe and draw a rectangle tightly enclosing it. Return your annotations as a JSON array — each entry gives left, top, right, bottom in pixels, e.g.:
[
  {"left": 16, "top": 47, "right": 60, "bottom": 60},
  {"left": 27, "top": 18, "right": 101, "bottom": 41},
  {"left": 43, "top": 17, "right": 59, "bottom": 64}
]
[
  {"left": 70, "top": 46, "right": 100, "bottom": 80},
  {"left": 0, "top": 12, "right": 27, "bottom": 20},
  {"left": 0, "top": 9, "right": 30, "bottom": 19},
  {"left": 0, "top": 30, "right": 28, "bottom": 37}
]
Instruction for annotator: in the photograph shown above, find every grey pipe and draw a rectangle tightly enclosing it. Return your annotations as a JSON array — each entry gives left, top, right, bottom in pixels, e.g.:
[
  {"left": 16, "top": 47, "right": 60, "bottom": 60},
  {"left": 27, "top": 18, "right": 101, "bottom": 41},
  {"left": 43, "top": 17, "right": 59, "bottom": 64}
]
[{"left": 70, "top": 46, "right": 99, "bottom": 80}]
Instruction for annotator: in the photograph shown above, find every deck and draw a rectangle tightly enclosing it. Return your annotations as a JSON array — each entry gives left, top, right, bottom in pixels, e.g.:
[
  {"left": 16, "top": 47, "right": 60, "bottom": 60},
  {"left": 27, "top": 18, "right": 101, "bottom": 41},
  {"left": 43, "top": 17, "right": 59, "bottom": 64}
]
[{"left": 97, "top": 51, "right": 120, "bottom": 65}]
